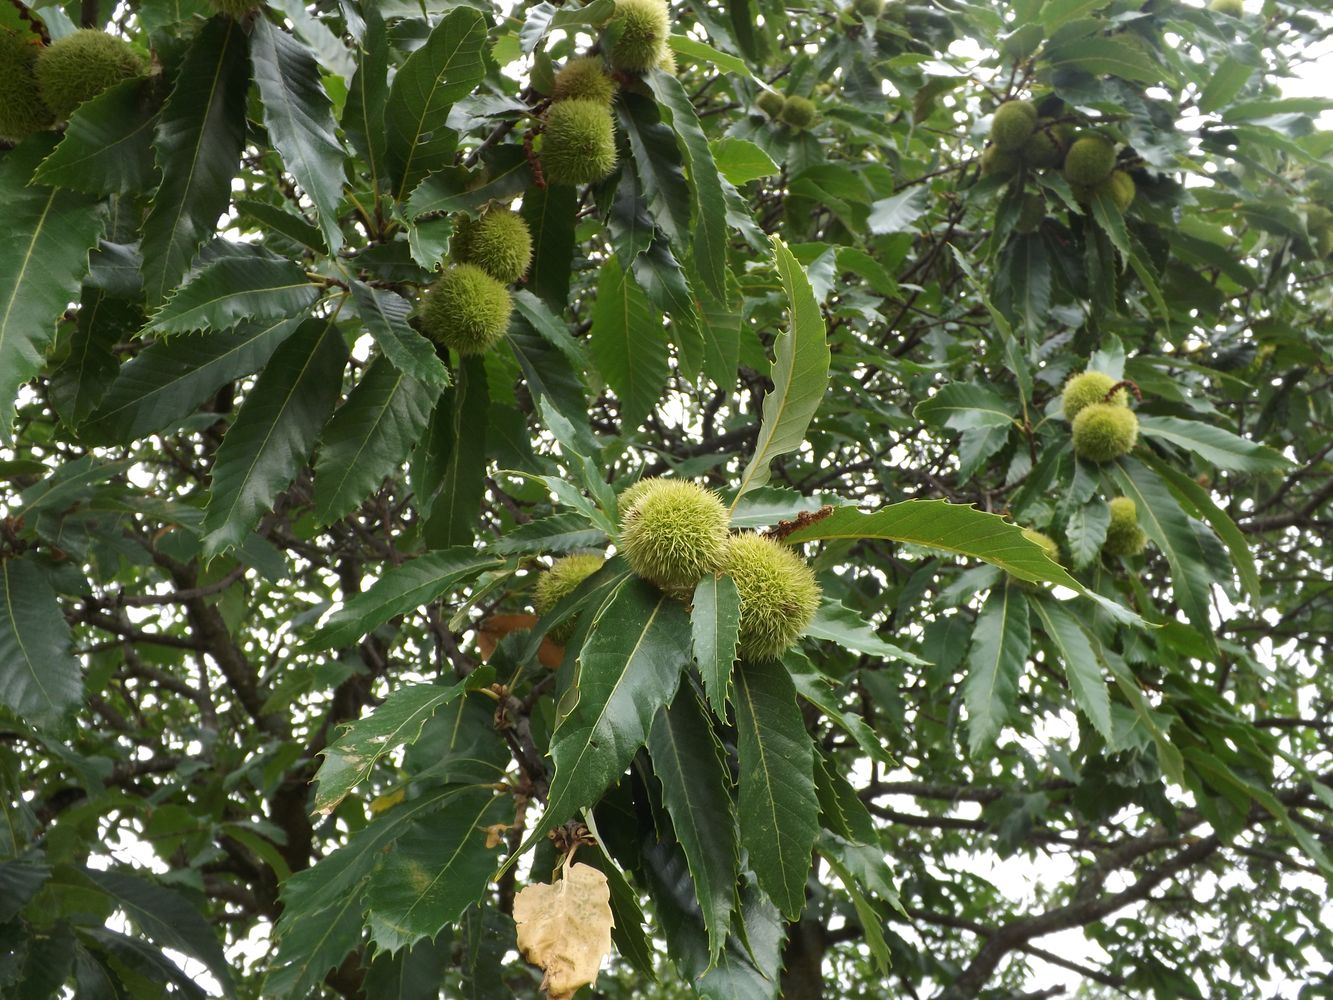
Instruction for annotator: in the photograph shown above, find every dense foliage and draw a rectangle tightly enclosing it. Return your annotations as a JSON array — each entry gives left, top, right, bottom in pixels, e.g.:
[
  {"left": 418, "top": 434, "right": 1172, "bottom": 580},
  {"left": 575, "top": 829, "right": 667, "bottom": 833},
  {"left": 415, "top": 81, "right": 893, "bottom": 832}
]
[{"left": 1, "top": 0, "right": 1331, "bottom": 996}]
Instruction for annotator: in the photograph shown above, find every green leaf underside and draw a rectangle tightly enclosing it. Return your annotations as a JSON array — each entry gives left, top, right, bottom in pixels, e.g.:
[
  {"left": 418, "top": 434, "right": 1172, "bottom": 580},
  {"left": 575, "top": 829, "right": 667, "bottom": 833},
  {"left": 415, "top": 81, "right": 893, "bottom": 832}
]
[
  {"left": 734, "top": 237, "right": 830, "bottom": 503},
  {"left": 309, "top": 549, "right": 504, "bottom": 650}
]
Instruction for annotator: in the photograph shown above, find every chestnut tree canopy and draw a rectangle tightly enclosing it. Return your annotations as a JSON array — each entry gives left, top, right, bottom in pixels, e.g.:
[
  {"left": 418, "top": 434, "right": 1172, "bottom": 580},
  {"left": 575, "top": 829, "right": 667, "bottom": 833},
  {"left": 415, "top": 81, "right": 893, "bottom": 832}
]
[{"left": 1, "top": 0, "right": 1331, "bottom": 996}]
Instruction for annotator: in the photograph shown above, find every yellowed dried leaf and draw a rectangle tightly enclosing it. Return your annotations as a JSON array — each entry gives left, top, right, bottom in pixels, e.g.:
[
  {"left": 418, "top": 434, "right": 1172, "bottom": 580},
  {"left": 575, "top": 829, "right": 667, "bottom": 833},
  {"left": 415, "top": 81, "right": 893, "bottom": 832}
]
[{"left": 513, "top": 862, "right": 615, "bottom": 999}]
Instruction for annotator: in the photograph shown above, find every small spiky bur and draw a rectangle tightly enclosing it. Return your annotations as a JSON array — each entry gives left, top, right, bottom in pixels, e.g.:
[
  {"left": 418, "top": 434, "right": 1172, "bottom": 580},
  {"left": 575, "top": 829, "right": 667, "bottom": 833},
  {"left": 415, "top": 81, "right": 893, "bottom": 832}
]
[
  {"left": 756, "top": 89, "right": 785, "bottom": 119},
  {"left": 1102, "top": 169, "right": 1135, "bottom": 211},
  {"left": 1310, "top": 205, "right": 1333, "bottom": 258},
  {"left": 722, "top": 534, "right": 821, "bottom": 660},
  {"left": 1103, "top": 497, "right": 1147, "bottom": 557},
  {"left": 1210, "top": 0, "right": 1243, "bottom": 14},
  {"left": 1021, "top": 528, "right": 1060, "bottom": 563},
  {"left": 982, "top": 145, "right": 1020, "bottom": 178},
  {"left": 1061, "top": 370, "right": 1127, "bottom": 421},
  {"left": 455, "top": 209, "right": 532, "bottom": 284},
  {"left": 605, "top": 0, "right": 669, "bottom": 72},
  {"left": 1072, "top": 403, "right": 1138, "bottom": 463},
  {"left": 618, "top": 479, "right": 729, "bottom": 592},
  {"left": 535, "top": 554, "right": 606, "bottom": 642},
  {"left": 541, "top": 99, "right": 618, "bottom": 187},
  {"left": 0, "top": 30, "right": 54, "bottom": 142},
  {"left": 991, "top": 100, "right": 1037, "bottom": 152},
  {"left": 419, "top": 264, "right": 512, "bottom": 355},
  {"left": 1022, "top": 126, "right": 1063, "bottom": 169},
  {"left": 779, "top": 95, "right": 817, "bottom": 130},
  {"left": 36, "top": 29, "right": 145, "bottom": 120},
  {"left": 1063, "top": 135, "right": 1116, "bottom": 187},
  {"left": 210, "top": 0, "right": 259, "bottom": 16},
  {"left": 552, "top": 56, "right": 615, "bottom": 105},
  {"left": 1016, "top": 193, "right": 1045, "bottom": 233}
]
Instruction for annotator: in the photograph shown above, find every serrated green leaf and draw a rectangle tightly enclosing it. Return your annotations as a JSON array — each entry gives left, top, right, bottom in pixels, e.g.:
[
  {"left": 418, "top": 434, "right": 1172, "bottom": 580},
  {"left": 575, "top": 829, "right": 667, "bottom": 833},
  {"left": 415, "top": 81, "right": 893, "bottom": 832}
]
[
  {"left": 407, "top": 145, "right": 532, "bottom": 221},
  {"left": 631, "top": 239, "right": 705, "bottom": 378},
  {"left": 349, "top": 280, "right": 450, "bottom": 392},
  {"left": 140, "top": 16, "right": 250, "bottom": 305},
  {"left": 421, "top": 357, "right": 489, "bottom": 548},
  {"left": 786, "top": 653, "right": 892, "bottom": 764},
  {"left": 963, "top": 583, "right": 1030, "bottom": 755},
  {"left": 692, "top": 574, "right": 741, "bottom": 715},
  {"left": 648, "top": 686, "right": 739, "bottom": 964},
  {"left": 784, "top": 500, "right": 1142, "bottom": 624},
  {"left": 1111, "top": 458, "right": 1217, "bottom": 644},
  {"left": 1065, "top": 496, "right": 1110, "bottom": 570},
  {"left": 85, "top": 870, "right": 235, "bottom": 998},
  {"left": 822, "top": 850, "right": 891, "bottom": 972},
  {"left": 201, "top": 317, "right": 348, "bottom": 556},
  {"left": 648, "top": 70, "right": 729, "bottom": 300},
  {"left": 589, "top": 256, "right": 667, "bottom": 432},
  {"left": 518, "top": 0, "right": 615, "bottom": 52},
  {"left": 343, "top": 1, "right": 388, "bottom": 192},
  {"left": 32, "top": 77, "right": 156, "bottom": 195},
  {"left": 520, "top": 182, "right": 577, "bottom": 308},
  {"left": 1138, "top": 415, "right": 1291, "bottom": 473},
  {"left": 490, "top": 513, "right": 609, "bottom": 556},
  {"left": 0, "top": 137, "right": 106, "bottom": 441},
  {"left": 313, "top": 356, "right": 439, "bottom": 524},
  {"left": 617, "top": 92, "right": 693, "bottom": 246},
  {"left": 733, "top": 657, "right": 819, "bottom": 920},
  {"left": 264, "top": 887, "right": 365, "bottom": 999},
  {"left": 308, "top": 548, "right": 504, "bottom": 650},
  {"left": 734, "top": 237, "right": 829, "bottom": 504},
  {"left": 1031, "top": 598, "right": 1113, "bottom": 741},
  {"left": 710, "top": 137, "right": 779, "bottom": 186},
  {"left": 1143, "top": 453, "right": 1261, "bottom": 607},
  {"left": 1043, "top": 35, "right": 1164, "bottom": 85},
  {"left": 365, "top": 790, "right": 510, "bottom": 954},
  {"left": 0, "top": 559, "right": 82, "bottom": 727},
  {"left": 385, "top": 8, "right": 487, "bottom": 200},
  {"left": 251, "top": 18, "right": 347, "bottom": 253},
  {"left": 143, "top": 257, "right": 320, "bottom": 336},
  {"left": 87, "top": 315, "right": 303, "bottom": 444},
  {"left": 521, "top": 578, "right": 692, "bottom": 855},
  {"left": 805, "top": 597, "right": 928, "bottom": 666},
  {"left": 914, "top": 383, "right": 1018, "bottom": 431},
  {"left": 310, "top": 677, "right": 477, "bottom": 816}
]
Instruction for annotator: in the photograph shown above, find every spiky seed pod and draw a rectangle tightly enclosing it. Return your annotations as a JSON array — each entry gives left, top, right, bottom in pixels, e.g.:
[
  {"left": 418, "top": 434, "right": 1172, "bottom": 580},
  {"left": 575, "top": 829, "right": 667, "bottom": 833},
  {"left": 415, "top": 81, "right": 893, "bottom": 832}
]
[
  {"left": 605, "top": 0, "right": 669, "bottom": 72},
  {"left": 1021, "top": 528, "right": 1061, "bottom": 564},
  {"left": 454, "top": 209, "right": 532, "bottom": 284},
  {"left": 756, "top": 90, "right": 786, "bottom": 119},
  {"left": 418, "top": 264, "right": 513, "bottom": 355},
  {"left": 779, "top": 95, "right": 817, "bottom": 130},
  {"left": 36, "top": 29, "right": 145, "bottom": 120},
  {"left": 991, "top": 100, "right": 1038, "bottom": 152},
  {"left": 552, "top": 56, "right": 616, "bottom": 105},
  {"left": 535, "top": 554, "right": 606, "bottom": 642},
  {"left": 1015, "top": 193, "right": 1046, "bottom": 234},
  {"left": 1061, "top": 370, "right": 1127, "bottom": 421},
  {"left": 1072, "top": 403, "right": 1139, "bottom": 463},
  {"left": 0, "top": 30, "right": 54, "bottom": 142},
  {"left": 541, "top": 99, "right": 618, "bottom": 187},
  {"left": 1021, "top": 126, "right": 1063, "bottom": 169},
  {"left": 618, "top": 479, "right": 729, "bottom": 592},
  {"left": 656, "top": 46, "right": 677, "bottom": 75},
  {"left": 1103, "top": 169, "right": 1136, "bottom": 211},
  {"left": 1063, "top": 135, "right": 1116, "bottom": 187},
  {"left": 1210, "top": 0, "right": 1243, "bottom": 15},
  {"left": 616, "top": 479, "right": 656, "bottom": 522},
  {"left": 1103, "top": 497, "right": 1147, "bottom": 557},
  {"left": 210, "top": 0, "right": 260, "bottom": 16},
  {"left": 723, "top": 534, "right": 821, "bottom": 660},
  {"left": 981, "top": 145, "right": 1021, "bottom": 179}
]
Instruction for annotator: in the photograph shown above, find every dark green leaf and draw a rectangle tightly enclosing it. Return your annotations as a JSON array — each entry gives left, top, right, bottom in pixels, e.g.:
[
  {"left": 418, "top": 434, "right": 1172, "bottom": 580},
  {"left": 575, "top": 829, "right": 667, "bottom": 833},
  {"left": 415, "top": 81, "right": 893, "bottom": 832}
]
[
  {"left": 1031, "top": 598, "right": 1113, "bottom": 741},
  {"left": 692, "top": 574, "right": 741, "bottom": 715},
  {"left": 0, "top": 559, "right": 81, "bottom": 727},
  {"left": 143, "top": 257, "right": 320, "bottom": 336},
  {"left": 201, "top": 317, "right": 349, "bottom": 556},
  {"left": 350, "top": 280, "right": 451, "bottom": 392},
  {"left": 140, "top": 16, "right": 250, "bottom": 305},
  {"left": 589, "top": 255, "right": 667, "bottom": 432},
  {"left": 32, "top": 77, "right": 156, "bottom": 195},
  {"left": 733, "top": 657, "right": 819, "bottom": 920},
  {"left": 963, "top": 583, "right": 1030, "bottom": 755},
  {"left": 251, "top": 19, "right": 348, "bottom": 253},
  {"left": 421, "top": 356, "right": 489, "bottom": 548}
]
